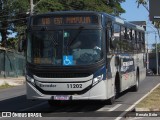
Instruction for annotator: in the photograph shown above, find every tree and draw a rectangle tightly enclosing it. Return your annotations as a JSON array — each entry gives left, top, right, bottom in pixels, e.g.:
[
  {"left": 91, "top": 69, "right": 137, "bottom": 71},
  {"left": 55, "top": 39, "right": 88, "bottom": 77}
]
[
  {"left": 33, "top": 0, "right": 125, "bottom": 15},
  {"left": 0, "top": 0, "right": 30, "bottom": 48},
  {"left": 136, "top": 0, "right": 148, "bottom": 10},
  {"left": 136, "top": 0, "right": 160, "bottom": 28},
  {"left": 0, "top": 0, "right": 125, "bottom": 49}
]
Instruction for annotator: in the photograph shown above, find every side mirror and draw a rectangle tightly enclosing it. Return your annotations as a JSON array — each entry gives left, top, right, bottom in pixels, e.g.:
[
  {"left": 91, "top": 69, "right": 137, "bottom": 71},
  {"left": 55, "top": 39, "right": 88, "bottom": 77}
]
[
  {"left": 110, "top": 36, "right": 115, "bottom": 49},
  {"left": 107, "top": 21, "right": 112, "bottom": 28}
]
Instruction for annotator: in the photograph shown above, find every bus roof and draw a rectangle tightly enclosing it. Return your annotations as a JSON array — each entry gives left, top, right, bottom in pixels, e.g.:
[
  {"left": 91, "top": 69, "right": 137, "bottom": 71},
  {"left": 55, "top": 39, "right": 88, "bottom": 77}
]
[{"left": 31, "top": 11, "right": 145, "bottom": 31}]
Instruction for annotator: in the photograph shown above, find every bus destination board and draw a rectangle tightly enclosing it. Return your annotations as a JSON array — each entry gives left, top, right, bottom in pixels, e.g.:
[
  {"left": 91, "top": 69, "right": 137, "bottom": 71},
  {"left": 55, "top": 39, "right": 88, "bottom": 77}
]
[{"left": 32, "top": 15, "right": 98, "bottom": 26}]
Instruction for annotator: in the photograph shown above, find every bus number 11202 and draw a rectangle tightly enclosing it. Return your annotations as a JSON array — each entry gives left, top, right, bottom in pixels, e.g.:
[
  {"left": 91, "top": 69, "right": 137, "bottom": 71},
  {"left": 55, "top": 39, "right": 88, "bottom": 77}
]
[{"left": 67, "top": 84, "right": 82, "bottom": 88}]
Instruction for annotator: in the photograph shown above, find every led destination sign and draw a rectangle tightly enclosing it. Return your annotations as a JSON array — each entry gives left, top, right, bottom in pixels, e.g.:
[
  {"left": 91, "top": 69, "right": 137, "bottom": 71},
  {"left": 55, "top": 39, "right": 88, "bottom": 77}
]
[{"left": 32, "top": 15, "right": 98, "bottom": 25}]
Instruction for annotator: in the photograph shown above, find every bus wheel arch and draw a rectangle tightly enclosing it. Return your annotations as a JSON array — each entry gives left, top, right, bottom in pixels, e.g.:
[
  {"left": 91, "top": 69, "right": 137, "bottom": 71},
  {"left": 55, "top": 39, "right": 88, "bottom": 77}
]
[
  {"left": 108, "top": 72, "right": 120, "bottom": 105},
  {"left": 132, "top": 67, "right": 139, "bottom": 92}
]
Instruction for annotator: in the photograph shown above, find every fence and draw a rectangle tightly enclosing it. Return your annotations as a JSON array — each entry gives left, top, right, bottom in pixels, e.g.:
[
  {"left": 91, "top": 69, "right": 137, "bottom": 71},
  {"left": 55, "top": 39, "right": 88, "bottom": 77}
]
[
  {"left": 0, "top": 47, "right": 25, "bottom": 78},
  {"left": 148, "top": 52, "right": 160, "bottom": 74}
]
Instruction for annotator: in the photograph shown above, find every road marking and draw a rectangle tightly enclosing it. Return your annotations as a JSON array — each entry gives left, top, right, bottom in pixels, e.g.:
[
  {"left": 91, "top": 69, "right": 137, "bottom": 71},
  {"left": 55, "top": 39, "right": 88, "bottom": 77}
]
[
  {"left": 97, "top": 104, "right": 122, "bottom": 111},
  {"left": 97, "top": 106, "right": 112, "bottom": 111},
  {"left": 115, "top": 83, "right": 160, "bottom": 120},
  {"left": 20, "top": 101, "right": 47, "bottom": 111},
  {"left": 128, "top": 117, "right": 144, "bottom": 120},
  {"left": 97, "top": 107, "right": 110, "bottom": 111},
  {"left": 108, "top": 104, "right": 122, "bottom": 111}
]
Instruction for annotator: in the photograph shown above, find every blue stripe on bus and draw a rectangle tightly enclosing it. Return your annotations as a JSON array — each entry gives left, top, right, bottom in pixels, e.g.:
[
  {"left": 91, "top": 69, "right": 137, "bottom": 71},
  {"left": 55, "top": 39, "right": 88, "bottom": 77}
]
[{"left": 93, "top": 66, "right": 106, "bottom": 80}]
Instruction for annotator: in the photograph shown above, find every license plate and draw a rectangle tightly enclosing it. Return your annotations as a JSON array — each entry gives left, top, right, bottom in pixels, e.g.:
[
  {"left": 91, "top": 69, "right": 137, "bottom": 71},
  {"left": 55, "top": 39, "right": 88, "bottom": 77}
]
[{"left": 54, "top": 95, "right": 70, "bottom": 100}]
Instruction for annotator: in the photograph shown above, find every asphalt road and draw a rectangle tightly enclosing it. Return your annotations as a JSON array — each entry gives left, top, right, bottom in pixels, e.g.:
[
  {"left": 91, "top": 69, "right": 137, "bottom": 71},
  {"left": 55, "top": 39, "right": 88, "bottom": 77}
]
[{"left": 0, "top": 76, "right": 160, "bottom": 120}]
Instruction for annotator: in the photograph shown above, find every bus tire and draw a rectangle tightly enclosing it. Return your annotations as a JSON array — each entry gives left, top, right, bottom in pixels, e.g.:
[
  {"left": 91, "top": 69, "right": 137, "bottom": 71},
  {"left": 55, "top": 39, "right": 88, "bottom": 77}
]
[
  {"left": 48, "top": 100, "right": 62, "bottom": 106},
  {"left": 132, "top": 72, "right": 139, "bottom": 92}
]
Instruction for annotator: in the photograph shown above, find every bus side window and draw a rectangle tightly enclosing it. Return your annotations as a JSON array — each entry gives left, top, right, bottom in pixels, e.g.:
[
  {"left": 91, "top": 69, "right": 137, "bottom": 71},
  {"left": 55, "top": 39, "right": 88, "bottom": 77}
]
[
  {"left": 113, "top": 24, "right": 121, "bottom": 53},
  {"left": 127, "top": 28, "right": 133, "bottom": 52},
  {"left": 137, "top": 31, "right": 141, "bottom": 52},
  {"left": 121, "top": 26, "right": 127, "bottom": 53},
  {"left": 142, "top": 32, "right": 145, "bottom": 52},
  {"left": 106, "top": 25, "right": 114, "bottom": 52},
  {"left": 132, "top": 30, "right": 136, "bottom": 52}
]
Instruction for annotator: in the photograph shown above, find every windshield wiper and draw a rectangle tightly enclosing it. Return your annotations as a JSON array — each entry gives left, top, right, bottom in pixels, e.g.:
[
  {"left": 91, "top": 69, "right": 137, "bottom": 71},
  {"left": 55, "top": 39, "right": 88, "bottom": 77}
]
[{"left": 66, "top": 26, "right": 84, "bottom": 47}]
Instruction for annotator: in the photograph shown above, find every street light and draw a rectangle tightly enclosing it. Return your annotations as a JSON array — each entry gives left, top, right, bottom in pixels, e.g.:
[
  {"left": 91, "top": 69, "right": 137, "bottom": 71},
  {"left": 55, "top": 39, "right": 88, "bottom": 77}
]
[
  {"left": 146, "top": 32, "right": 149, "bottom": 69},
  {"left": 145, "top": 25, "right": 159, "bottom": 75}
]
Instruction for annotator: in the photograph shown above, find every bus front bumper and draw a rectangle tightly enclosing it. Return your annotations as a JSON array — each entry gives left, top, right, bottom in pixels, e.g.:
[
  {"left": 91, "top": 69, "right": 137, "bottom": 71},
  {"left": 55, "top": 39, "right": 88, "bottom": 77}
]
[{"left": 26, "top": 80, "right": 107, "bottom": 100}]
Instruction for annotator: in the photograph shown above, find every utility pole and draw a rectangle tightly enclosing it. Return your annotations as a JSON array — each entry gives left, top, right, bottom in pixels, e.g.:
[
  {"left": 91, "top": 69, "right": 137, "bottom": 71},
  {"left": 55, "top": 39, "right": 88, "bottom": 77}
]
[
  {"left": 30, "top": 0, "right": 34, "bottom": 15},
  {"left": 155, "top": 34, "right": 159, "bottom": 75},
  {"left": 146, "top": 32, "right": 149, "bottom": 69},
  {"left": 145, "top": 25, "right": 159, "bottom": 75}
]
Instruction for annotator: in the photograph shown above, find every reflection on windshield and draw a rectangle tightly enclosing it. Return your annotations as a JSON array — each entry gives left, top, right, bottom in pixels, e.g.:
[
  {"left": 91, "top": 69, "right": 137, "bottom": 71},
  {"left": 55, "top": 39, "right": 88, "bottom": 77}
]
[{"left": 27, "top": 30, "right": 103, "bottom": 65}]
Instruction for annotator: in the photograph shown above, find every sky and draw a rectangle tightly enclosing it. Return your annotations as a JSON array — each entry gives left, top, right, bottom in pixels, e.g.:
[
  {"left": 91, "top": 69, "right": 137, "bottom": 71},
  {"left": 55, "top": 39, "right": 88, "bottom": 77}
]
[{"left": 120, "top": 0, "right": 158, "bottom": 49}]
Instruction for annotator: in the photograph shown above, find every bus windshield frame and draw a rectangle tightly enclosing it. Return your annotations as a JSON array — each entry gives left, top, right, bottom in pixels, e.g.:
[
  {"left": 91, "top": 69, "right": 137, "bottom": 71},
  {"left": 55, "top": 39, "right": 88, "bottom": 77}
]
[{"left": 27, "top": 28, "right": 103, "bottom": 66}]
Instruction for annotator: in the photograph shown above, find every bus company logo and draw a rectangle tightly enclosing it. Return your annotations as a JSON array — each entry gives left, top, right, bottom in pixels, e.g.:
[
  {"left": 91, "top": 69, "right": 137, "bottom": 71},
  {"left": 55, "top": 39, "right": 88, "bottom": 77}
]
[
  {"left": 121, "top": 61, "right": 134, "bottom": 72},
  {"left": 39, "top": 84, "right": 56, "bottom": 88},
  {"left": 123, "top": 61, "right": 133, "bottom": 67}
]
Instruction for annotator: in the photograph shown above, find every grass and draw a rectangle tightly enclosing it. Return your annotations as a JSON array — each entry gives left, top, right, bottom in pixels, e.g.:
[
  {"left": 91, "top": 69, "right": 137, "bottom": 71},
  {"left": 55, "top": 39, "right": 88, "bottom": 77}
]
[
  {"left": 136, "top": 85, "right": 160, "bottom": 110},
  {"left": 0, "top": 83, "right": 13, "bottom": 89}
]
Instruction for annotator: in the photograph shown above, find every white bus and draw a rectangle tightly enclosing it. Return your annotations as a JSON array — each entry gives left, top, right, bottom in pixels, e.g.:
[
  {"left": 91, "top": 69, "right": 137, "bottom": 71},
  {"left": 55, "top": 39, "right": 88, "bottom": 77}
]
[{"left": 20, "top": 11, "right": 146, "bottom": 105}]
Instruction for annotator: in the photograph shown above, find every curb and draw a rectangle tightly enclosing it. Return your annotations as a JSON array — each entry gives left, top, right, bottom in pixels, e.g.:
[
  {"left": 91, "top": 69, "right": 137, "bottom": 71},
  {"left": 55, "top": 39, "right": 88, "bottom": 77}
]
[
  {"left": 135, "top": 107, "right": 160, "bottom": 112},
  {"left": 0, "top": 77, "right": 25, "bottom": 86},
  {"left": 115, "top": 83, "right": 160, "bottom": 120}
]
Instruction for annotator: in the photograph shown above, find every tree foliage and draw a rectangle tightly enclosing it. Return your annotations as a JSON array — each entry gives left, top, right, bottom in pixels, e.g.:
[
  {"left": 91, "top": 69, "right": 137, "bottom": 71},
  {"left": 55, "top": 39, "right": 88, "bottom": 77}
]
[
  {"left": 0, "top": 0, "right": 29, "bottom": 48},
  {"left": 136, "top": 0, "right": 160, "bottom": 28},
  {"left": 136, "top": 0, "right": 147, "bottom": 8},
  {"left": 34, "top": 0, "right": 125, "bottom": 15},
  {"left": 0, "top": 0, "right": 125, "bottom": 49}
]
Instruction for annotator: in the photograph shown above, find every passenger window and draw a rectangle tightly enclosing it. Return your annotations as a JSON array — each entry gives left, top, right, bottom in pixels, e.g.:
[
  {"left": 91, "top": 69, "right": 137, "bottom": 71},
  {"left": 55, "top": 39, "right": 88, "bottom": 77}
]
[{"left": 112, "top": 24, "right": 121, "bottom": 53}]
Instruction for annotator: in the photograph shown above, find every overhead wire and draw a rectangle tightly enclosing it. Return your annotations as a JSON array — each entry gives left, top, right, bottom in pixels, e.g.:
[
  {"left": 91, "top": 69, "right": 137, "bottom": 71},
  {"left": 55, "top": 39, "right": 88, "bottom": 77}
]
[
  {"left": 0, "top": 17, "right": 27, "bottom": 30},
  {"left": 0, "top": 12, "right": 29, "bottom": 18},
  {"left": 0, "top": 17, "right": 27, "bottom": 23}
]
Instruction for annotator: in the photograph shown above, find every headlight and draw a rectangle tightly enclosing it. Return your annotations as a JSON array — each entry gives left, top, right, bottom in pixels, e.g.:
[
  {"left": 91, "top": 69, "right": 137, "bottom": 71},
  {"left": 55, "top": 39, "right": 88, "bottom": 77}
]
[
  {"left": 26, "top": 75, "right": 35, "bottom": 85},
  {"left": 92, "top": 74, "right": 103, "bottom": 86}
]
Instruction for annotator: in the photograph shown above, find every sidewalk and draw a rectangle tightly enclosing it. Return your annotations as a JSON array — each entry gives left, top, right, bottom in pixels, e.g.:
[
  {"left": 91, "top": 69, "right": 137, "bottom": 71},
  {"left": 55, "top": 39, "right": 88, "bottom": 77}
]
[{"left": 0, "top": 77, "right": 25, "bottom": 86}]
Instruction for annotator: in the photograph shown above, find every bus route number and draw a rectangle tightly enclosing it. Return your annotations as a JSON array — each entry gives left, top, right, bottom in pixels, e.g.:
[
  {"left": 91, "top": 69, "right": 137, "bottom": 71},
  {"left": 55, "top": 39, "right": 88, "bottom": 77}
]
[{"left": 67, "top": 84, "right": 82, "bottom": 88}]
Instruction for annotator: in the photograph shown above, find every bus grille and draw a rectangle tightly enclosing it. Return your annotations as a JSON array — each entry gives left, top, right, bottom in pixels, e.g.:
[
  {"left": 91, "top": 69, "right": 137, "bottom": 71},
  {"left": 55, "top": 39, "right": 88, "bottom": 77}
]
[
  {"left": 34, "top": 72, "right": 91, "bottom": 78},
  {"left": 35, "top": 85, "right": 92, "bottom": 95}
]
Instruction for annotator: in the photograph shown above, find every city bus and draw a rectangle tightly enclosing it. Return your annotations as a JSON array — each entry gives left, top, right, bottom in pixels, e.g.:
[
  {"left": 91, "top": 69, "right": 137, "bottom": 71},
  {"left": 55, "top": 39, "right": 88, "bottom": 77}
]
[{"left": 20, "top": 11, "right": 146, "bottom": 105}]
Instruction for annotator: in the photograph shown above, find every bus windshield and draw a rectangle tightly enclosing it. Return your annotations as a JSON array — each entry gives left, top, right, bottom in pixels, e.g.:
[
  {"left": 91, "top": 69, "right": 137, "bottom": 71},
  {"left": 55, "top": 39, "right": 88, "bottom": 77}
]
[{"left": 27, "top": 29, "right": 103, "bottom": 66}]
